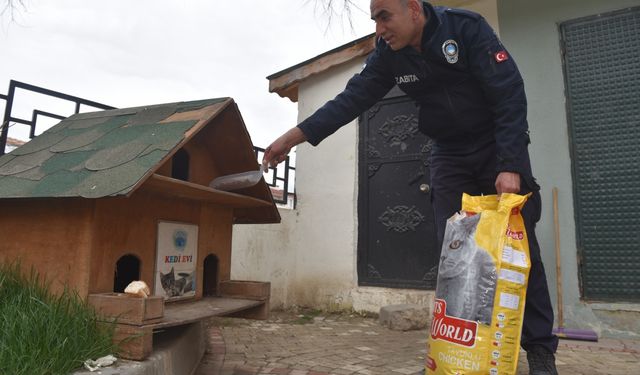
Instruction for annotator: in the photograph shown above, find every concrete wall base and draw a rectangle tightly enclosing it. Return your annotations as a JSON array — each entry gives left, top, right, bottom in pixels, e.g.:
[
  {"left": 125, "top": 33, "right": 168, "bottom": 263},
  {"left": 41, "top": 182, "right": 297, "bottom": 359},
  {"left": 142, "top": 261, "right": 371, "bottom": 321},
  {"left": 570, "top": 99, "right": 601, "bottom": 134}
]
[
  {"left": 72, "top": 321, "right": 205, "bottom": 375},
  {"left": 352, "top": 287, "right": 435, "bottom": 314}
]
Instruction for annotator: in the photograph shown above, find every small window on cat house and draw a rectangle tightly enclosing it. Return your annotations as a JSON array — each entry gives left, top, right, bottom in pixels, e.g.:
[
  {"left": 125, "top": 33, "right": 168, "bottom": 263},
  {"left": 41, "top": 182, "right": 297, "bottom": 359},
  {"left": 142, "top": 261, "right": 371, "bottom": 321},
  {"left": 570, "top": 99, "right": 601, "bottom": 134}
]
[
  {"left": 113, "top": 254, "right": 141, "bottom": 293},
  {"left": 203, "top": 254, "right": 219, "bottom": 296},
  {"left": 171, "top": 148, "right": 190, "bottom": 181}
]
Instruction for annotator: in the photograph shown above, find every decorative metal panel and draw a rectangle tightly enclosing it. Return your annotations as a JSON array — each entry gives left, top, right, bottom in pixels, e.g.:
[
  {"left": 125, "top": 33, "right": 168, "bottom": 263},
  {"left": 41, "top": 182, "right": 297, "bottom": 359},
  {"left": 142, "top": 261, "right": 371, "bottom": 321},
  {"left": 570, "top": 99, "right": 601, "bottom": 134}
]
[
  {"left": 561, "top": 7, "right": 640, "bottom": 301},
  {"left": 378, "top": 205, "right": 426, "bottom": 233},
  {"left": 358, "top": 94, "right": 439, "bottom": 290}
]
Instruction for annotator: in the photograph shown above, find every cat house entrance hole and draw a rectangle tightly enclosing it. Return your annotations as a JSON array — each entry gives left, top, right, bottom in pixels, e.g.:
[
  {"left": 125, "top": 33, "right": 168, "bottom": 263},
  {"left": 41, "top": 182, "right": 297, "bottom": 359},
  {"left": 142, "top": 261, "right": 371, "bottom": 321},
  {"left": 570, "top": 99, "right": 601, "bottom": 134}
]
[
  {"left": 114, "top": 254, "right": 141, "bottom": 293},
  {"left": 203, "top": 254, "right": 219, "bottom": 296}
]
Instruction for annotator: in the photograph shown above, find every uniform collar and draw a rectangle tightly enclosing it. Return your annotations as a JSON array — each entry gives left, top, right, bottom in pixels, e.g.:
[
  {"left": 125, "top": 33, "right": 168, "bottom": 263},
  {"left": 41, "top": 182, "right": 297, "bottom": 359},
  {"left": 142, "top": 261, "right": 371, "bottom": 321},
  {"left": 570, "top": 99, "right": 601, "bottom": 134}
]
[{"left": 421, "top": 1, "right": 442, "bottom": 50}]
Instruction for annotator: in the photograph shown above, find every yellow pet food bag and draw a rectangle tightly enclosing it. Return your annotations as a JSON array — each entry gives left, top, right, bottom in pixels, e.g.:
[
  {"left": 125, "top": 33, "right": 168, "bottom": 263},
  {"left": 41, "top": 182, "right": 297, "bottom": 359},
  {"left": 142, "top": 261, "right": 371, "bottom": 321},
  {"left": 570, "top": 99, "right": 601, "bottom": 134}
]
[{"left": 426, "top": 193, "right": 531, "bottom": 375}]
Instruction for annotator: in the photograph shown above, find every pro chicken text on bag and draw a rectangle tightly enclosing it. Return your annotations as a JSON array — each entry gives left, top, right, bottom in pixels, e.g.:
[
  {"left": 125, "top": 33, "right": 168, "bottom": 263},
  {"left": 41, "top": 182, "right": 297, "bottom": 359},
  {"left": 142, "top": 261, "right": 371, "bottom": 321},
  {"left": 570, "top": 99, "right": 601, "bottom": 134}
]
[{"left": 426, "top": 193, "right": 531, "bottom": 375}]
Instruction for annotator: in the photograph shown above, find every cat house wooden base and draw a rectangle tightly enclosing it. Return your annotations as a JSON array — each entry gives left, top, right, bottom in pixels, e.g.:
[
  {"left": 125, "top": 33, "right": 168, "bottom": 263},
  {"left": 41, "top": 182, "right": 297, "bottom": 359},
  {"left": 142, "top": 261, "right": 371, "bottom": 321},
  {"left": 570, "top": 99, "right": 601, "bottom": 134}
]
[
  {"left": 90, "top": 290, "right": 270, "bottom": 360},
  {"left": 112, "top": 324, "right": 154, "bottom": 361},
  {"left": 89, "top": 293, "right": 164, "bottom": 360},
  {"left": 88, "top": 293, "right": 164, "bottom": 325},
  {"left": 0, "top": 99, "right": 280, "bottom": 360}
]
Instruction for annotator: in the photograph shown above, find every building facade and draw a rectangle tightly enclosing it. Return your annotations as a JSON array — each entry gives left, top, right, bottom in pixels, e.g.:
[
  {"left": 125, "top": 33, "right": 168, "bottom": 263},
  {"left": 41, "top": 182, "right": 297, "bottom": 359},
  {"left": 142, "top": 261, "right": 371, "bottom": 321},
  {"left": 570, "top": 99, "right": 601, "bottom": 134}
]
[{"left": 232, "top": 0, "right": 640, "bottom": 338}]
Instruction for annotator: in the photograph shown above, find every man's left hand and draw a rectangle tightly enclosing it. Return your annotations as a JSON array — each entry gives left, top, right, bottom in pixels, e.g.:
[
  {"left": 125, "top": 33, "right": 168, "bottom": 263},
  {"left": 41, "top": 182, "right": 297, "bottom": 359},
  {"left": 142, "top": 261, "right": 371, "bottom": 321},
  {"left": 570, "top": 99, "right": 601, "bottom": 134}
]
[{"left": 495, "top": 172, "right": 521, "bottom": 196}]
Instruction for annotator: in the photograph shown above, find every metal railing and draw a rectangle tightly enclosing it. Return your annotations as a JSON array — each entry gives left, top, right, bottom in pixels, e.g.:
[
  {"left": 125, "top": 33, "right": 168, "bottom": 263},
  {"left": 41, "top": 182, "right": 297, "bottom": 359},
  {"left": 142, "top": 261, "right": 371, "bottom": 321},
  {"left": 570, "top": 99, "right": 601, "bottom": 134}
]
[
  {"left": 253, "top": 146, "right": 296, "bottom": 208},
  {"left": 0, "top": 80, "right": 115, "bottom": 155},
  {"left": 0, "top": 80, "right": 296, "bottom": 206}
]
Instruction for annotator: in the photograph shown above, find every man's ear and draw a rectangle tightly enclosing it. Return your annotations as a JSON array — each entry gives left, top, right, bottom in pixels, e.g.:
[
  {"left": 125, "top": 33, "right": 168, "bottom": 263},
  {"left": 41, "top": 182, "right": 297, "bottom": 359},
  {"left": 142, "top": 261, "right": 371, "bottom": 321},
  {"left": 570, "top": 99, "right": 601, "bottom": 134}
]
[{"left": 408, "top": 0, "right": 422, "bottom": 20}]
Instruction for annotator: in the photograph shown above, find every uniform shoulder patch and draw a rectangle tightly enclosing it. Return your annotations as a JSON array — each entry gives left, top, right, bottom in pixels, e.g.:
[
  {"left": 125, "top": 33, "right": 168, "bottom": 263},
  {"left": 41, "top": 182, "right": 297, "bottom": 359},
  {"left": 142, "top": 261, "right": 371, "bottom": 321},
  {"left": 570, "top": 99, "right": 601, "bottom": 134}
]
[{"left": 444, "top": 8, "right": 482, "bottom": 21}]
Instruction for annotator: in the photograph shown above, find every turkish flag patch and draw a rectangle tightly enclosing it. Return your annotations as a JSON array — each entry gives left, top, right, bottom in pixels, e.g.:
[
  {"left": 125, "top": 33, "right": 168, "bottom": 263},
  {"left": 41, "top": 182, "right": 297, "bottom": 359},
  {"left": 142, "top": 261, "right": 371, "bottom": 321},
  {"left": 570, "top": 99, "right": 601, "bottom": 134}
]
[{"left": 495, "top": 50, "right": 509, "bottom": 63}]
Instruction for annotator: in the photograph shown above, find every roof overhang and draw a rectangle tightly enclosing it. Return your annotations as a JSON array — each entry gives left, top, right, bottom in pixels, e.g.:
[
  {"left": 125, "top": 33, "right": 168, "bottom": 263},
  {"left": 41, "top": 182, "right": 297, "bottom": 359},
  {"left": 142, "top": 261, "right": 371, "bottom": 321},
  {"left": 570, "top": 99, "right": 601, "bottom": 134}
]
[{"left": 267, "top": 33, "right": 376, "bottom": 102}]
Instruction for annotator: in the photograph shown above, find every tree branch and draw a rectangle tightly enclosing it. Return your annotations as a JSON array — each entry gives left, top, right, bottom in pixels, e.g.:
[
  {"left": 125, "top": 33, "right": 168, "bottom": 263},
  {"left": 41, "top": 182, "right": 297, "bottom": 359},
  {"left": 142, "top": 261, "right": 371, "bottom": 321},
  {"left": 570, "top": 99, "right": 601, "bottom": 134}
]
[
  {"left": 309, "top": 0, "right": 365, "bottom": 34},
  {"left": 1, "top": 0, "right": 28, "bottom": 22}
]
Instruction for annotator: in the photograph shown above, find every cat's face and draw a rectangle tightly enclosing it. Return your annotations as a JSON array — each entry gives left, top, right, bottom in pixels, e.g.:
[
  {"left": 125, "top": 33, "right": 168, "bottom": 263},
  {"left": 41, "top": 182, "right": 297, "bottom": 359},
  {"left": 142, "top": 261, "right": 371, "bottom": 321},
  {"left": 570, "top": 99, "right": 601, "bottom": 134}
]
[
  {"left": 160, "top": 267, "right": 175, "bottom": 290},
  {"left": 439, "top": 214, "right": 480, "bottom": 276}
]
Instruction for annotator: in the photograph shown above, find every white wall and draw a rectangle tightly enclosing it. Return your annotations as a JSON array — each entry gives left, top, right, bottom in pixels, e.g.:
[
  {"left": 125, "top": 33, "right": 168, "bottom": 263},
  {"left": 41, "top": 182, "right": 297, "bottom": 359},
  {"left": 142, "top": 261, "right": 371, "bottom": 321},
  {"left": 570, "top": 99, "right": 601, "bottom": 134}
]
[
  {"left": 287, "top": 59, "right": 361, "bottom": 309},
  {"left": 498, "top": 0, "right": 640, "bottom": 337},
  {"left": 230, "top": 209, "right": 296, "bottom": 308}
]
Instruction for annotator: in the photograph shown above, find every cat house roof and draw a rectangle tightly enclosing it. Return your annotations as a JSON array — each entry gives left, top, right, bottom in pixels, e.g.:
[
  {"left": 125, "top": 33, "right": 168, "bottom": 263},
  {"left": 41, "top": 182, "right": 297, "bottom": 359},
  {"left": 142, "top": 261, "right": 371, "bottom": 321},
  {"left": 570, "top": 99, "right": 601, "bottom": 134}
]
[{"left": 0, "top": 98, "right": 280, "bottom": 224}]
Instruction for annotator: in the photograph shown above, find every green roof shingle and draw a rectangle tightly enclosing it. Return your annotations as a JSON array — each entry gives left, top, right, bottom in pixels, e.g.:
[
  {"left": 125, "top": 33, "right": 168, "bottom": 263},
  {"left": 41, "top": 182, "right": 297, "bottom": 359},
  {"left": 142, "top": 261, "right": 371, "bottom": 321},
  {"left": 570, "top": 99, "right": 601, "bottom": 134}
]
[{"left": 0, "top": 98, "right": 229, "bottom": 199}]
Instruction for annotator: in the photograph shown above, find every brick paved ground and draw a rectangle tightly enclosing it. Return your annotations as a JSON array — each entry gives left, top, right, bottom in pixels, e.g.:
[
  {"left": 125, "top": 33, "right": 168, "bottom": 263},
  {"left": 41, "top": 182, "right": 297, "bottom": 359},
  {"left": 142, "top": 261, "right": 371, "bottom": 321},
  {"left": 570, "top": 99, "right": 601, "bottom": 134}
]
[{"left": 194, "top": 310, "right": 639, "bottom": 375}]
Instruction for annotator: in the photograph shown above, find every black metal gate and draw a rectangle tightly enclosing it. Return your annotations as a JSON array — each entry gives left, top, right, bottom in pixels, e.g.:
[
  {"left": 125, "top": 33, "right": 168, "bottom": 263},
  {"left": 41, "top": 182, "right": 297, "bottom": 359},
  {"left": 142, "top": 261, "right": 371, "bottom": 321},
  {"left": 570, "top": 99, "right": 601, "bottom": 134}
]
[
  {"left": 561, "top": 7, "right": 640, "bottom": 301},
  {"left": 357, "top": 90, "right": 439, "bottom": 289}
]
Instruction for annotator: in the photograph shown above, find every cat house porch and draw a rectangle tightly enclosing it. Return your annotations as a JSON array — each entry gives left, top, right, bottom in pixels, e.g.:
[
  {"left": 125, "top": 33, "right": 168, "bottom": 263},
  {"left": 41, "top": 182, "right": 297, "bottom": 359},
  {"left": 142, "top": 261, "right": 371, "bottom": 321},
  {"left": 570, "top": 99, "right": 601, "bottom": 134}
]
[{"left": 90, "top": 280, "right": 270, "bottom": 360}]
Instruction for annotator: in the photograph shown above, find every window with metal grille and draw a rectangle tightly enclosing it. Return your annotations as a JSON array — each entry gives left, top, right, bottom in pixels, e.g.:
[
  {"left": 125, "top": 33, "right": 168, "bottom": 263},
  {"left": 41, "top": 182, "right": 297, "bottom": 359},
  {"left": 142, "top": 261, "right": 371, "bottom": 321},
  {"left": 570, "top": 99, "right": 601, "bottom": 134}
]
[{"left": 561, "top": 7, "right": 640, "bottom": 301}]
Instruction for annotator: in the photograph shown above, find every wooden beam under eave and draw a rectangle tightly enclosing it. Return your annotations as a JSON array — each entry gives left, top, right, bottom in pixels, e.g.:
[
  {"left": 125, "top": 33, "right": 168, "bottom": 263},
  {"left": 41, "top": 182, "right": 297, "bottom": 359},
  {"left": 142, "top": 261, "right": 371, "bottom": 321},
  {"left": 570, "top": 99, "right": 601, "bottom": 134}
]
[
  {"left": 268, "top": 35, "right": 376, "bottom": 103},
  {"left": 139, "top": 174, "right": 273, "bottom": 209},
  {"left": 274, "top": 84, "right": 299, "bottom": 103}
]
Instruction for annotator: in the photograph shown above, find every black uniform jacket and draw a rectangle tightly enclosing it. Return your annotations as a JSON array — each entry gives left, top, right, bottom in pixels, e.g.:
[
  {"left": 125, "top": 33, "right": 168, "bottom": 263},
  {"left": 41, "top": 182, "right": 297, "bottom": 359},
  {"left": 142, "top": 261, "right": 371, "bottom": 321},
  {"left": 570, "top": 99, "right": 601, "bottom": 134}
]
[{"left": 297, "top": 2, "right": 531, "bottom": 176}]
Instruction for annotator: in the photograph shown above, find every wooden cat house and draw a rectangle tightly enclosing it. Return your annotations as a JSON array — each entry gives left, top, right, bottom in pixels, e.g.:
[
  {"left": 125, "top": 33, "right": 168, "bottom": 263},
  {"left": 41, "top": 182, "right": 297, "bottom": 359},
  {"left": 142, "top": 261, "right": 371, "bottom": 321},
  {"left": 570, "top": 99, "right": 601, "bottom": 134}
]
[{"left": 0, "top": 98, "right": 279, "bottom": 359}]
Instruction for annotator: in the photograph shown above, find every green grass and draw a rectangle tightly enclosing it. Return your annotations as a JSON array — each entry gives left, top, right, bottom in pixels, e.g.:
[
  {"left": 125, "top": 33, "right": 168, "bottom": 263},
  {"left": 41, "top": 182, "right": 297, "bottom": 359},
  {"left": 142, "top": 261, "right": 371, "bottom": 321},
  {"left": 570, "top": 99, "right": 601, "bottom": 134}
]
[{"left": 0, "top": 262, "right": 116, "bottom": 375}]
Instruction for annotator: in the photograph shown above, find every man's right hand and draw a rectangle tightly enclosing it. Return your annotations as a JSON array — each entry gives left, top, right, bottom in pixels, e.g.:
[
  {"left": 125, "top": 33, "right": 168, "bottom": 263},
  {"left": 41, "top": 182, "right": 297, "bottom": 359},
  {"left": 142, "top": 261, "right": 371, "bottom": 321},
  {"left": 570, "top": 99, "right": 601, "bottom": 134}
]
[{"left": 262, "top": 127, "right": 307, "bottom": 168}]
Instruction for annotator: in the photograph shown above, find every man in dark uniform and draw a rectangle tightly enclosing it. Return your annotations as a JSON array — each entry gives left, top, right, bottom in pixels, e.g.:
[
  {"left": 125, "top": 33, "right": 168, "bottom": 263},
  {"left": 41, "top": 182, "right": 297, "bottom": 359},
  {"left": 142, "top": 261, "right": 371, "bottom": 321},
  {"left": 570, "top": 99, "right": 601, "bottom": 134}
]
[{"left": 263, "top": 0, "right": 558, "bottom": 373}]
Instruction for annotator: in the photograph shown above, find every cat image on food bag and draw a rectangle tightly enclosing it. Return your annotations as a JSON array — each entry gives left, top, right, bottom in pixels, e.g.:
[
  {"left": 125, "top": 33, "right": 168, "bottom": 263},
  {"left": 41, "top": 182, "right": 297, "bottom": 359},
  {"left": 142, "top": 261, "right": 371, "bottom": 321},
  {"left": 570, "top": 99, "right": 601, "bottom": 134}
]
[{"left": 435, "top": 213, "right": 497, "bottom": 325}]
